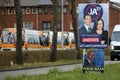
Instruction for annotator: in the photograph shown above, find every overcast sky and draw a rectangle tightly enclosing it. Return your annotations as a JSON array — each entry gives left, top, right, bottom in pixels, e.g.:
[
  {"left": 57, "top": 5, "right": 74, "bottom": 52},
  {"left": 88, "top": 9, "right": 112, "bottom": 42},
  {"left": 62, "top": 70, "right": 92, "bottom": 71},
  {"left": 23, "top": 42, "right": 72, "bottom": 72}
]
[{"left": 110, "top": 0, "right": 120, "bottom": 3}]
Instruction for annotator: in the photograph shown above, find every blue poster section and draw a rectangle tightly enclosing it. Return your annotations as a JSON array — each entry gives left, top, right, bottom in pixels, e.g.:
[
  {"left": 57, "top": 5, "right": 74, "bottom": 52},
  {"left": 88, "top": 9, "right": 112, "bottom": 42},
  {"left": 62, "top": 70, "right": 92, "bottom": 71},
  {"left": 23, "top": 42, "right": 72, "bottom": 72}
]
[
  {"left": 78, "top": 3, "right": 109, "bottom": 73},
  {"left": 94, "top": 49, "right": 104, "bottom": 68},
  {"left": 82, "top": 48, "right": 104, "bottom": 73},
  {"left": 78, "top": 4, "right": 109, "bottom": 48}
]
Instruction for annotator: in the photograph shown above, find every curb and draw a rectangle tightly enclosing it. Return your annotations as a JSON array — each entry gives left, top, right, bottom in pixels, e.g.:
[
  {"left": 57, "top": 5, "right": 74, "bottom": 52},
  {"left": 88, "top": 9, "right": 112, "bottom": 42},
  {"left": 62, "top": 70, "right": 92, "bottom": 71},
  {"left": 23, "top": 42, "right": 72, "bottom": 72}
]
[
  {"left": 0, "top": 62, "right": 81, "bottom": 72},
  {"left": 0, "top": 59, "right": 110, "bottom": 72}
]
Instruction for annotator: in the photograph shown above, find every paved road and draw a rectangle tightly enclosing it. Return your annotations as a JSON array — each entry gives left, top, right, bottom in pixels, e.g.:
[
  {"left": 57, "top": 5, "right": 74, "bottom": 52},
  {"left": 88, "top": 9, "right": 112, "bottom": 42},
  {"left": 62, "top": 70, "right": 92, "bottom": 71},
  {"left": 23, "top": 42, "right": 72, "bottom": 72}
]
[{"left": 0, "top": 60, "right": 120, "bottom": 80}]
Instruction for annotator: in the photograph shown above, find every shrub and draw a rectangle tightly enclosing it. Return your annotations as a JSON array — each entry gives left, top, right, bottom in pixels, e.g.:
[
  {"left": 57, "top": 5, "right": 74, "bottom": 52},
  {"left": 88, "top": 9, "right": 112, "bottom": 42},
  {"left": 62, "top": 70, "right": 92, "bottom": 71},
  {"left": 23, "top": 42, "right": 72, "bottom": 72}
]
[
  {"left": 57, "top": 49, "right": 78, "bottom": 60},
  {"left": 0, "top": 51, "right": 16, "bottom": 67},
  {"left": 104, "top": 47, "right": 110, "bottom": 56},
  {"left": 0, "top": 49, "right": 79, "bottom": 67},
  {"left": 23, "top": 50, "right": 51, "bottom": 63},
  {"left": 0, "top": 48, "right": 110, "bottom": 67}
]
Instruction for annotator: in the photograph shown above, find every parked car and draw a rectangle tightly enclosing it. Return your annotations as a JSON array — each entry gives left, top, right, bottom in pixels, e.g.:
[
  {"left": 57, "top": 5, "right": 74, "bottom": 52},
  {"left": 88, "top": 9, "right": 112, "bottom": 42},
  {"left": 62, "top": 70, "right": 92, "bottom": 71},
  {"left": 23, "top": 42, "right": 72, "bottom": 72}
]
[{"left": 110, "top": 24, "right": 120, "bottom": 61}]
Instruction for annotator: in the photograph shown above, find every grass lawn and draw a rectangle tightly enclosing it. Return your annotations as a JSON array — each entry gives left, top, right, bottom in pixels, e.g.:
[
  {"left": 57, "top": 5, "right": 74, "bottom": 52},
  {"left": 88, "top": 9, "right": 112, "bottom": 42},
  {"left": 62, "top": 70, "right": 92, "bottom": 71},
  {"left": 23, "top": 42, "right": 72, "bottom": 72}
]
[{"left": 5, "top": 63, "right": 120, "bottom": 80}]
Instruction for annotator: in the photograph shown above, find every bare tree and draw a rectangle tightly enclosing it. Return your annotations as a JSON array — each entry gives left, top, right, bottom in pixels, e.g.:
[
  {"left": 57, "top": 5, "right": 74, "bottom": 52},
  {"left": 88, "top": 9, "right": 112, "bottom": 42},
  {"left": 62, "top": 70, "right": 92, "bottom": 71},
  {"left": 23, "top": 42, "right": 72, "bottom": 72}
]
[
  {"left": 0, "top": 0, "right": 23, "bottom": 65},
  {"left": 14, "top": 0, "right": 23, "bottom": 65},
  {"left": 68, "top": 0, "right": 81, "bottom": 59},
  {"left": 50, "top": 0, "right": 59, "bottom": 61}
]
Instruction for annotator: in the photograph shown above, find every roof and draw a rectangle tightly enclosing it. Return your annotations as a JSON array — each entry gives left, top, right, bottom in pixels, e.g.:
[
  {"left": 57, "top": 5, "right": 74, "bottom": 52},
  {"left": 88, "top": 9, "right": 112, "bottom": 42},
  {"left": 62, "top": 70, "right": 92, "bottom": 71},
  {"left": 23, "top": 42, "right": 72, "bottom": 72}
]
[
  {"left": 0, "top": 0, "right": 40, "bottom": 7},
  {"left": 21, "top": 0, "right": 40, "bottom": 6},
  {"left": 58, "top": 0, "right": 69, "bottom": 6},
  {"left": 0, "top": 0, "right": 69, "bottom": 7},
  {"left": 110, "top": 1, "right": 120, "bottom": 11},
  {"left": 0, "top": 0, "right": 14, "bottom": 7},
  {"left": 110, "top": 0, "right": 120, "bottom": 3},
  {"left": 38, "top": 0, "right": 69, "bottom": 6},
  {"left": 38, "top": 0, "right": 53, "bottom": 6}
]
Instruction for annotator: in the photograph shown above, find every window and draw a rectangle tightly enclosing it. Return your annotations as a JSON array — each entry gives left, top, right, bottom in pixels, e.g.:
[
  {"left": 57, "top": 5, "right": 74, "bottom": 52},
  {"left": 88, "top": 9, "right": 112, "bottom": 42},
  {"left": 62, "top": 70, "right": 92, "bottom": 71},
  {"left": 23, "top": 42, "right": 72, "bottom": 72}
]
[
  {"left": 42, "top": 22, "right": 51, "bottom": 30},
  {"left": 26, "top": 8, "right": 30, "bottom": 14},
  {"left": 70, "top": 22, "right": 73, "bottom": 29},
  {"left": 63, "top": 7, "right": 67, "bottom": 13},
  {"left": 50, "top": 7, "right": 53, "bottom": 14},
  {"left": 21, "top": 8, "right": 24, "bottom": 14},
  {"left": 58, "top": 7, "right": 60, "bottom": 14},
  {"left": 57, "top": 22, "right": 61, "bottom": 30},
  {"left": 44, "top": 7, "right": 48, "bottom": 14},
  {"left": 14, "top": 9, "right": 16, "bottom": 14},
  {"left": 76, "top": 6, "right": 78, "bottom": 13},
  {"left": 14, "top": 23, "right": 16, "bottom": 28},
  {"left": 23, "top": 22, "right": 33, "bottom": 29},
  {"left": 32, "top": 8, "right": 36, "bottom": 14},
  {"left": 1, "top": 9, "right": 6, "bottom": 15},
  {"left": 38, "top": 8, "right": 42, "bottom": 14},
  {"left": 8, "top": 8, "right": 12, "bottom": 14},
  {"left": 14, "top": 8, "right": 24, "bottom": 14}
]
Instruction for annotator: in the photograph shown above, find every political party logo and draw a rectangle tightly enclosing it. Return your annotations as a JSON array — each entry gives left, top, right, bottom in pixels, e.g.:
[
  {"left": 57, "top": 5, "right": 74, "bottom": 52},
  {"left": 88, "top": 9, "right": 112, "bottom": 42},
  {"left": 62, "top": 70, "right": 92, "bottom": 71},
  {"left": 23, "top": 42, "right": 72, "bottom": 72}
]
[{"left": 84, "top": 4, "right": 103, "bottom": 22}]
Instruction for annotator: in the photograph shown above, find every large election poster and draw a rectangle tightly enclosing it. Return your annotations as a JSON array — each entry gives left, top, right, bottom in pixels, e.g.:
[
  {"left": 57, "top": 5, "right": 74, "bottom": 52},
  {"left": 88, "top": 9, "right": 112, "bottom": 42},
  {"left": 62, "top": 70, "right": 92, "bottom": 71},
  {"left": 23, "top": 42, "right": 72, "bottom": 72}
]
[
  {"left": 78, "top": 3, "right": 109, "bottom": 48},
  {"left": 78, "top": 3, "right": 109, "bottom": 73}
]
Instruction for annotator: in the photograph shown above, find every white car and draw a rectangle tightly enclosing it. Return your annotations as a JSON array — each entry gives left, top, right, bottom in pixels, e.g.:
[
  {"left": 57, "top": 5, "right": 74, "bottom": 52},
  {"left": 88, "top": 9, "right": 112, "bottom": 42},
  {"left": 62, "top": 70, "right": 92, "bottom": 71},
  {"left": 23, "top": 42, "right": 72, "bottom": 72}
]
[{"left": 110, "top": 24, "right": 120, "bottom": 61}]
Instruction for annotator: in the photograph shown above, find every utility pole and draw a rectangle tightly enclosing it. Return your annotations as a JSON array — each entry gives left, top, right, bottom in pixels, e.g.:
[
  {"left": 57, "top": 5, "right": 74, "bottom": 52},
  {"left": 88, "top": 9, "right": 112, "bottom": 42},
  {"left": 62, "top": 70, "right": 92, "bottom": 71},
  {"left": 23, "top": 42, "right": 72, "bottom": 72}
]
[{"left": 61, "top": 0, "right": 64, "bottom": 49}]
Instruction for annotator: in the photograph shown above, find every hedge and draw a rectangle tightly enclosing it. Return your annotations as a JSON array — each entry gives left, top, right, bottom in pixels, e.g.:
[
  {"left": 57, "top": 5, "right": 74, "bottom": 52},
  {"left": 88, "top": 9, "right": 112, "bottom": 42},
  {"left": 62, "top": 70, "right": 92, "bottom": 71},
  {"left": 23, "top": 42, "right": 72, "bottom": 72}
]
[
  {"left": 0, "top": 51, "right": 16, "bottom": 67},
  {"left": 0, "top": 49, "right": 79, "bottom": 67},
  {"left": 0, "top": 48, "right": 110, "bottom": 67}
]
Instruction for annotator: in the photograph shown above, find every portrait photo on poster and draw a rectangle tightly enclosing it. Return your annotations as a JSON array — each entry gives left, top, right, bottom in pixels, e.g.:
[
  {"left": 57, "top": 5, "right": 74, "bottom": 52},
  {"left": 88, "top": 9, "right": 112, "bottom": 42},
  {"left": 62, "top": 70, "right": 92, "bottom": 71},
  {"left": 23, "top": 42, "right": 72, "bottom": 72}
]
[
  {"left": 82, "top": 48, "right": 104, "bottom": 73},
  {"left": 78, "top": 3, "right": 109, "bottom": 48}
]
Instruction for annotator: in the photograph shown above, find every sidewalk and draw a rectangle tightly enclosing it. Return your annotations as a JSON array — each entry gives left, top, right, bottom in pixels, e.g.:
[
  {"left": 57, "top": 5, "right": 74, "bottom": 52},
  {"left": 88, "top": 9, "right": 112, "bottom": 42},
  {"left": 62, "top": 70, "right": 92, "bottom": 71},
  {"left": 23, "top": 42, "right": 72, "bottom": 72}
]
[{"left": 0, "top": 62, "right": 81, "bottom": 80}]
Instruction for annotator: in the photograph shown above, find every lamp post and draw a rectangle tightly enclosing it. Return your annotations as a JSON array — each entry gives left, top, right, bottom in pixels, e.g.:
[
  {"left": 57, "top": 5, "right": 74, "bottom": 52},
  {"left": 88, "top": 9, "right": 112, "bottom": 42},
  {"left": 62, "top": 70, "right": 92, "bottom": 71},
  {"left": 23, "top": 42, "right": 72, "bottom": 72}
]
[
  {"left": 61, "top": 0, "right": 64, "bottom": 49},
  {"left": 36, "top": 8, "right": 38, "bottom": 30}
]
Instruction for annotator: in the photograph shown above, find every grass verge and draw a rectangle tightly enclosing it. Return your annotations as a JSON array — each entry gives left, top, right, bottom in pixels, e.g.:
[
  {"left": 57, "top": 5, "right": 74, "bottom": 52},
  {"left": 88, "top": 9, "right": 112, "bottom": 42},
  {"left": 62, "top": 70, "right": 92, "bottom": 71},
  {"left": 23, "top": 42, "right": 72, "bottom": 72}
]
[
  {"left": 0, "top": 55, "right": 110, "bottom": 71},
  {"left": 5, "top": 63, "right": 120, "bottom": 80},
  {"left": 0, "top": 60, "right": 81, "bottom": 71}
]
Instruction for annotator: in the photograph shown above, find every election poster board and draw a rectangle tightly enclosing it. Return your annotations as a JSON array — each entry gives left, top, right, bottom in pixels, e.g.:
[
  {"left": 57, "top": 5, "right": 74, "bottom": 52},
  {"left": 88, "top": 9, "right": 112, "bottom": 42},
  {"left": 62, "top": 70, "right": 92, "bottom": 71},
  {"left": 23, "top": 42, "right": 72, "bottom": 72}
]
[
  {"left": 82, "top": 48, "right": 104, "bottom": 73},
  {"left": 78, "top": 3, "right": 109, "bottom": 73},
  {"left": 78, "top": 3, "right": 109, "bottom": 48}
]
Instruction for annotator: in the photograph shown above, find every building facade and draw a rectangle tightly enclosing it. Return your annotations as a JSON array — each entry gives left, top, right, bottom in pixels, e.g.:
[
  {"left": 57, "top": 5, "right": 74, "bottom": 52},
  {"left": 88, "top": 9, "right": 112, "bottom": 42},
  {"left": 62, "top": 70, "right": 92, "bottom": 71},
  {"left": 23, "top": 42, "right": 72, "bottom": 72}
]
[
  {"left": 109, "top": 2, "right": 120, "bottom": 38},
  {"left": 0, "top": 0, "right": 120, "bottom": 38},
  {"left": 0, "top": 0, "right": 74, "bottom": 34}
]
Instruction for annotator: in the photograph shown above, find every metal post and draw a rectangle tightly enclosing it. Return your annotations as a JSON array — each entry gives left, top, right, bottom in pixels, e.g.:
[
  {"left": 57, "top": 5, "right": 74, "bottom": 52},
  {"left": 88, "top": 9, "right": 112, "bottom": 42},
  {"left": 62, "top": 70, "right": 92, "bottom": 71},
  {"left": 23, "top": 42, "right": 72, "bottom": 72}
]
[
  {"left": 61, "top": 0, "right": 64, "bottom": 49},
  {"left": 36, "top": 8, "right": 38, "bottom": 30}
]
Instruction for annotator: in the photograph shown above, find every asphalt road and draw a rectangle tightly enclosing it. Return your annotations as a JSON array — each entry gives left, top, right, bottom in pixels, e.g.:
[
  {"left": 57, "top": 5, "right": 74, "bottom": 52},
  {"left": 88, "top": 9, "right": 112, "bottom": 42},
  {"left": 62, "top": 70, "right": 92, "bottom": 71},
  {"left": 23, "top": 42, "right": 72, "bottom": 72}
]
[{"left": 0, "top": 60, "right": 120, "bottom": 80}]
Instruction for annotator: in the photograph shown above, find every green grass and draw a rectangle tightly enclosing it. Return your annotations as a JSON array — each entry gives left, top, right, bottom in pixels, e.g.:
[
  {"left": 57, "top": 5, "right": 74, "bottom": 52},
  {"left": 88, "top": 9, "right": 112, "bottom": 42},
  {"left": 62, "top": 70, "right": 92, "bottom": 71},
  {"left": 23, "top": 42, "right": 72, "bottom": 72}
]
[{"left": 5, "top": 63, "right": 120, "bottom": 80}]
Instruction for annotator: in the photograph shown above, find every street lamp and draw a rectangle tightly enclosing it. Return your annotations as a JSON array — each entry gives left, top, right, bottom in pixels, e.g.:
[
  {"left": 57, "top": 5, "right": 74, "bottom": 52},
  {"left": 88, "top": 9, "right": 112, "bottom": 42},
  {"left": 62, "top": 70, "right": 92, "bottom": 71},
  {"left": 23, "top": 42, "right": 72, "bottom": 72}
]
[{"left": 61, "top": 0, "right": 64, "bottom": 49}]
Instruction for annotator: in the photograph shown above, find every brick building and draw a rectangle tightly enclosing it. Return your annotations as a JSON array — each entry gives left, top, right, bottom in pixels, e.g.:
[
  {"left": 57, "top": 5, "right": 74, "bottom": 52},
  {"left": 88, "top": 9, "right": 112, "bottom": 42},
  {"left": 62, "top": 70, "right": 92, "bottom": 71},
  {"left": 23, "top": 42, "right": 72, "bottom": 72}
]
[
  {"left": 0, "top": 0, "right": 74, "bottom": 34},
  {"left": 0, "top": 0, "right": 120, "bottom": 37},
  {"left": 109, "top": 2, "right": 120, "bottom": 38}
]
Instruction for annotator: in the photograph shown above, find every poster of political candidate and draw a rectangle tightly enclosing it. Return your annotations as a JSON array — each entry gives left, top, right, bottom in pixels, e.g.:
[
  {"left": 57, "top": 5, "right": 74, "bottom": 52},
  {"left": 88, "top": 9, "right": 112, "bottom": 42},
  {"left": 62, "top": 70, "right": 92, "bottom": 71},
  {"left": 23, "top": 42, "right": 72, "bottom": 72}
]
[
  {"left": 82, "top": 48, "right": 104, "bottom": 73},
  {"left": 78, "top": 3, "right": 108, "bottom": 73},
  {"left": 78, "top": 3, "right": 109, "bottom": 48}
]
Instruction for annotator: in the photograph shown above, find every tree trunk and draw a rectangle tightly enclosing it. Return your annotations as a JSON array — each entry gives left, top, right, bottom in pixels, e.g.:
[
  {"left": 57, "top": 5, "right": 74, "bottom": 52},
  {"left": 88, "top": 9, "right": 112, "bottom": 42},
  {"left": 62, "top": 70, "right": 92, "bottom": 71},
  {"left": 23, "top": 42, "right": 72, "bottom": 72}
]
[
  {"left": 14, "top": 0, "right": 23, "bottom": 65},
  {"left": 70, "top": 0, "right": 81, "bottom": 59},
  {"left": 50, "top": 0, "right": 59, "bottom": 62}
]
